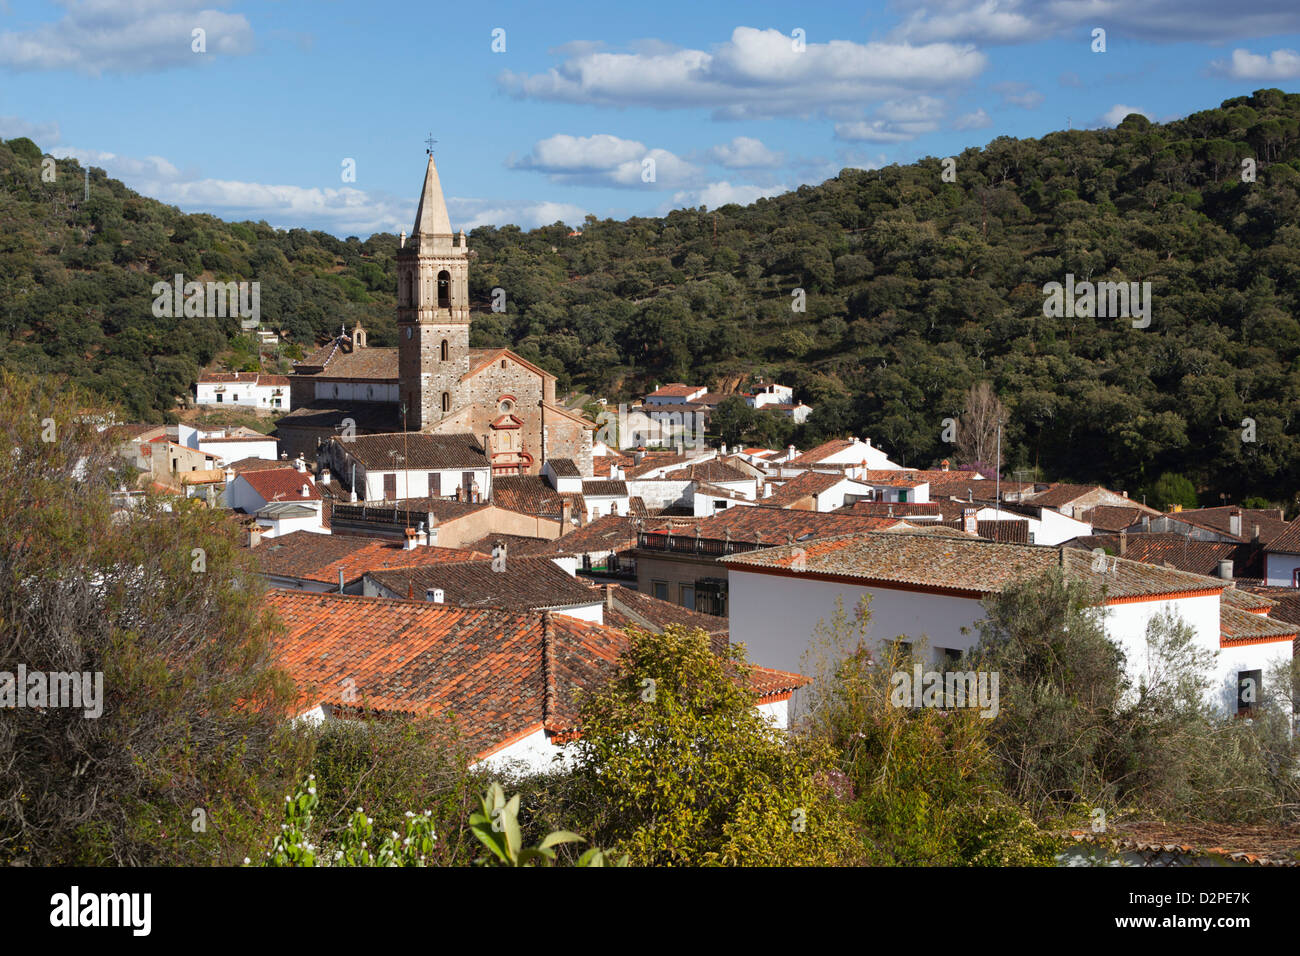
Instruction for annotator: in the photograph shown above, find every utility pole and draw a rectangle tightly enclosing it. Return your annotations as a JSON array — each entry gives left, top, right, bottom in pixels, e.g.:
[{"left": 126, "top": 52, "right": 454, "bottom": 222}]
[{"left": 994, "top": 419, "right": 1003, "bottom": 514}]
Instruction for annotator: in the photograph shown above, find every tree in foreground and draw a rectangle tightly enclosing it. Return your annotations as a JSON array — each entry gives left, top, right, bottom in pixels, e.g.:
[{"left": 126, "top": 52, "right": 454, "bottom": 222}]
[
  {"left": 0, "top": 371, "right": 308, "bottom": 864},
  {"left": 543, "top": 625, "right": 860, "bottom": 866}
]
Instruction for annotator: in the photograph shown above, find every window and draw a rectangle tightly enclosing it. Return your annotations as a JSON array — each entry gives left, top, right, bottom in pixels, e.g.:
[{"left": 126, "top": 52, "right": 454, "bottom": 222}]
[
  {"left": 500, "top": 359, "right": 506, "bottom": 369},
  {"left": 216, "top": 393, "right": 223, "bottom": 403},
  {"left": 437, "top": 270, "right": 451, "bottom": 308},
  {"left": 679, "top": 584, "right": 696, "bottom": 610},
  {"left": 462, "top": 472, "right": 475, "bottom": 497},
  {"left": 383, "top": 474, "right": 397, "bottom": 500},
  {"left": 652, "top": 581, "right": 668, "bottom": 601},
  {"left": 441, "top": 392, "right": 451, "bottom": 413},
  {"left": 1293, "top": 568, "right": 1300, "bottom": 588},
  {"left": 440, "top": 339, "right": 448, "bottom": 362},
  {"left": 430, "top": 473, "right": 441, "bottom": 496},
  {"left": 899, "top": 489, "right": 908, "bottom": 503},
  {"left": 1238, "top": 670, "right": 1262, "bottom": 716}
]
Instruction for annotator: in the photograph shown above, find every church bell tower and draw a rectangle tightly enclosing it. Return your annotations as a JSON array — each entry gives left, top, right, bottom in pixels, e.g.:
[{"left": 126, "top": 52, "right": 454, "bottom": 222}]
[{"left": 396, "top": 150, "right": 471, "bottom": 430}]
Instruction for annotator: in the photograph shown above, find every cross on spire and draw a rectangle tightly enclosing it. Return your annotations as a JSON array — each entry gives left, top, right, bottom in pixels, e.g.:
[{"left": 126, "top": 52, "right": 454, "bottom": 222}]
[{"left": 425, "top": 133, "right": 437, "bottom": 155}]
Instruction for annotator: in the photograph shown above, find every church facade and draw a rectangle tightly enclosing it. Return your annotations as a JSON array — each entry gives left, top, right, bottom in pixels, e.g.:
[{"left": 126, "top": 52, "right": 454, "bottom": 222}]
[{"left": 276, "top": 154, "right": 594, "bottom": 480}]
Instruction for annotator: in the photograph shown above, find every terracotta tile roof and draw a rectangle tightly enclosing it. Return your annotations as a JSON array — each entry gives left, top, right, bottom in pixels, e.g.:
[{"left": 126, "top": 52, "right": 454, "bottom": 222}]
[
  {"left": 938, "top": 518, "right": 1032, "bottom": 543},
  {"left": 294, "top": 344, "right": 400, "bottom": 380},
  {"left": 1159, "top": 507, "right": 1290, "bottom": 544},
  {"left": 266, "top": 590, "right": 802, "bottom": 757},
  {"left": 226, "top": 456, "right": 289, "bottom": 473},
  {"left": 723, "top": 531, "right": 1229, "bottom": 601},
  {"left": 1220, "top": 605, "right": 1299, "bottom": 644},
  {"left": 465, "top": 347, "right": 555, "bottom": 382},
  {"left": 592, "top": 453, "right": 633, "bottom": 476},
  {"left": 623, "top": 451, "right": 699, "bottom": 479},
  {"left": 492, "top": 476, "right": 587, "bottom": 522},
  {"left": 762, "top": 470, "right": 845, "bottom": 507},
  {"left": 274, "top": 402, "right": 402, "bottom": 434},
  {"left": 267, "top": 590, "right": 625, "bottom": 753},
  {"left": 239, "top": 468, "right": 323, "bottom": 503},
  {"left": 1077, "top": 504, "right": 1160, "bottom": 531},
  {"left": 659, "top": 460, "right": 754, "bottom": 483},
  {"left": 854, "top": 470, "right": 929, "bottom": 488},
  {"left": 333, "top": 433, "right": 488, "bottom": 470},
  {"left": 1220, "top": 587, "right": 1275, "bottom": 612},
  {"left": 695, "top": 482, "right": 756, "bottom": 502},
  {"left": 547, "top": 458, "right": 581, "bottom": 477},
  {"left": 582, "top": 479, "right": 628, "bottom": 497},
  {"left": 255, "top": 530, "right": 483, "bottom": 586},
  {"left": 460, "top": 532, "right": 561, "bottom": 558},
  {"left": 836, "top": 500, "right": 943, "bottom": 518},
  {"left": 366, "top": 556, "right": 602, "bottom": 612},
  {"left": 786, "top": 439, "right": 857, "bottom": 467},
  {"left": 601, "top": 584, "right": 730, "bottom": 639},
  {"left": 644, "top": 505, "right": 905, "bottom": 547},
  {"left": 646, "top": 383, "right": 703, "bottom": 398},
  {"left": 1021, "top": 483, "right": 1106, "bottom": 508},
  {"left": 1267, "top": 520, "right": 1300, "bottom": 554},
  {"left": 1068, "top": 533, "right": 1262, "bottom": 579}
]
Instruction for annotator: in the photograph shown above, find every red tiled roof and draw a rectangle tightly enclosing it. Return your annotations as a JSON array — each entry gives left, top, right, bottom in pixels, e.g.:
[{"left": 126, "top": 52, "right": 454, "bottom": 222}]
[
  {"left": 239, "top": 468, "right": 323, "bottom": 502},
  {"left": 256, "top": 530, "right": 483, "bottom": 585},
  {"left": 723, "top": 531, "right": 1229, "bottom": 602},
  {"left": 660, "top": 460, "right": 754, "bottom": 483},
  {"left": 762, "top": 470, "right": 845, "bottom": 507},
  {"left": 646, "top": 383, "right": 703, "bottom": 398},
  {"left": 492, "top": 476, "right": 587, "bottom": 522},
  {"left": 366, "top": 556, "right": 602, "bottom": 612}
]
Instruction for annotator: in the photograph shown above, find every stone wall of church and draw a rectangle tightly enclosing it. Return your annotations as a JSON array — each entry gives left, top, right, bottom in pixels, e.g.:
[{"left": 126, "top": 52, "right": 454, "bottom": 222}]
[
  {"left": 544, "top": 413, "right": 594, "bottom": 477},
  {"left": 461, "top": 358, "right": 547, "bottom": 473}
]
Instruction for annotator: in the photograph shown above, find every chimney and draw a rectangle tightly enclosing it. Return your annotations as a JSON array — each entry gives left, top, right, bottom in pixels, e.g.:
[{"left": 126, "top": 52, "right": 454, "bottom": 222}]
[
  {"left": 403, "top": 528, "right": 419, "bottom": 550},
  {"left": 603, "top": 583, "right": 615, "bottom": 610},
  {"left": 1142, "top": 515, "right": 1151, "bottom": 531},
  {"left": 426, "top": 587, "right": 444, "bottom": 603},
  {"left": 281, "top": 452, "right": 289, "bottom": 460},
  {"left": 787, "top": 444, "right": 796, "bottom": 459},
  {"left": 1118, "top": 530, "right": 1127, "bottom": 556},
  {"left": 941, "top": 459, "right": 950, "bottom": 472},
  {"left": 721, "top": 443, "right": 728, "bottom": 455},
  {"left": 764, "top": 484, "right": 773, "bottom": 498},
  {"left": 962, "top": 507, "right": 977, "bottom": 535},
  {"left": 610, "top": 463, "right": 617, "bottom": 479},
  {"left": 246, "top": 525, "right": 262, "bottom": 549},
  {"left": 1229, "top": 509, "right": 1242, "bottom": 539},
  {"left": 321, "top": 468, "right": 331, "bottom": 486},
  {"left": 1121, "top": 490, "right": 1128, "bottom": 498},
  {"left": 634, "top": 450, "right": 645, "bottom": 464},
  {"left": 293, "top": 456, "right": 306, "bottom": 473},
  {"left": 399, "top": 230, "right": 406, "bottom": 249},
  {"left": 338, "top": 569, "right": 345, "bottom": 592},
  {"left": 849, "top": 435, "right": 858, "bottom": 444},
  {"left": 223, "top": 467, "right": 234, "bottom": 484},
  {"left": 560, "top": 499, "right": 572, "bottom": 534},
  {"left": 1218, "top": 559, "right": 1234, "bottom": 580},
  {"left": 1253, "top": 524, "right": 1261, "bottom": 542}
]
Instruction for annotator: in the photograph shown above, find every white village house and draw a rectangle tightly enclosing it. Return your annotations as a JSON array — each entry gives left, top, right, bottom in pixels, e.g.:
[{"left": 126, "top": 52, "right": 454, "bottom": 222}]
[{"left": 195, "top": 372, "right": 292, "bottom": 411}]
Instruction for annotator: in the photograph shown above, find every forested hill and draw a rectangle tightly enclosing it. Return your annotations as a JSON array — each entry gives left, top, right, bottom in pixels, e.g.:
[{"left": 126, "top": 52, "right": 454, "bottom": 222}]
[{"left": 3, "top": 88, "right": 1300, "bottom": 503}]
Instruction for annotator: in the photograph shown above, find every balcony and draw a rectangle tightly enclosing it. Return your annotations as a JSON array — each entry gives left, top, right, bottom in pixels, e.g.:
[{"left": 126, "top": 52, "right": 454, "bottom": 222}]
[{"left": 635, "top": 531, "right": 765, "bottom": 557}]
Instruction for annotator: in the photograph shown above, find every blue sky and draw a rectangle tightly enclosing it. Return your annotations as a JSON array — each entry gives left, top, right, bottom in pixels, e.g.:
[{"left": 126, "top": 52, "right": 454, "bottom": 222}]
[{"left": 2, "top": 0, "right": 1299, "bottom": 237}]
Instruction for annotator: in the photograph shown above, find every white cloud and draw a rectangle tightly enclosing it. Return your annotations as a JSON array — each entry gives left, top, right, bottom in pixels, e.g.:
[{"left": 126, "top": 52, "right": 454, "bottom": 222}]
[
  {"left": 1209, "top": 48, "right": 1300, "bottom": 80},
  {"left": 953, "top": 108, "right": 992, "bottom": 130},
  {"left": 1097, "top": 104, "right": 1154, "bottom": 127},
  {"left": 707, "top": 136, "right": 784, "bottom": 169},
  {"left": 0, "top": 0, "right": 254, "bottom": 75},
  {"left": 509, "top": 133, "right": 700, "bottom": 188},
  {"left": 51, "top": 145, "right": 587, "bottom": 235},
  {"left": 834, "top": 94, "right": 946, "bottom": 143},
  {"left": 499, "top": 26, "right": 986, "bottom": 119},
  {"left": 892, "top": 0, "right": 1300, "bottom": 45},
  {"left": 666, "top": 180, "right": 787, "bottom": 211}
]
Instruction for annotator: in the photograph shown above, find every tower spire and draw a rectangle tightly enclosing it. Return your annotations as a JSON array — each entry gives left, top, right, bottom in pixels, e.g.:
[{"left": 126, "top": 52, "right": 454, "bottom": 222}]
[{"left": 411, "top": 152, "right": 453, "bottom": 238}]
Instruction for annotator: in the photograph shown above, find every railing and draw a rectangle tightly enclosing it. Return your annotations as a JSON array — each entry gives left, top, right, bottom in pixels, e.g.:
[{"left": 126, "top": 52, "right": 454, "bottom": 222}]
[
  {"left": 331, "top": 504, "right": 431, "bottom": 528},
  {"left": 635, "top": 531, "right": 766, "bottom": 557}
]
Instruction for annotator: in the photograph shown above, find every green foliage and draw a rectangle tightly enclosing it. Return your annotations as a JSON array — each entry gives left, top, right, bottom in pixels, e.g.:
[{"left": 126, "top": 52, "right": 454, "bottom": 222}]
[
  {"left": 547, "top": 625, "right": 861, "bottom": 866},
  {"left": 0, "top": 371, "right": 309, "bottom": 865},
  {"left": 801, "top": 598, "right": 1060, "bottom": 865},
  {"left": 1140, "top": 472, "right": 1200, "bottom": 510}
]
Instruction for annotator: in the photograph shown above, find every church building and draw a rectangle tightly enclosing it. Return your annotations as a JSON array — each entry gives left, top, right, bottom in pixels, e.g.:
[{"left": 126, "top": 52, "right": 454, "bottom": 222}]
[{"left": 275, "top": 153, "right": 595, "bottom": 480}]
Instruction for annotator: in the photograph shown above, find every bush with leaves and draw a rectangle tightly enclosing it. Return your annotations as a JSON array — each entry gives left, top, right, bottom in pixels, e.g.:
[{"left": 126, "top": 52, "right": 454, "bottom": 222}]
[
  {"left": 540, "top": 625, "right": 860, "bottom": 866},
  {"left": 801, "top": 598, "right": 1059, "bottom": 866}
]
